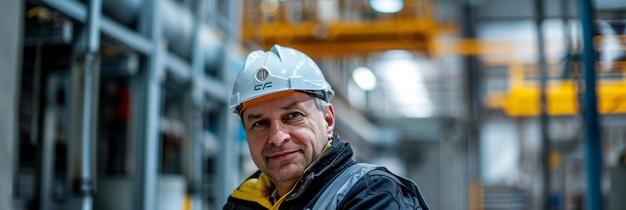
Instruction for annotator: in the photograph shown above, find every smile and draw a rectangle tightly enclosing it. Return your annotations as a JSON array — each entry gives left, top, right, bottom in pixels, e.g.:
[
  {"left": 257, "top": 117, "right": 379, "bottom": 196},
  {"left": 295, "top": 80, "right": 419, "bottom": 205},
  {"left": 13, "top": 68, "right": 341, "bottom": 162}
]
[{"left": 268, "top": 150, "right": 298, "bottom": 161}]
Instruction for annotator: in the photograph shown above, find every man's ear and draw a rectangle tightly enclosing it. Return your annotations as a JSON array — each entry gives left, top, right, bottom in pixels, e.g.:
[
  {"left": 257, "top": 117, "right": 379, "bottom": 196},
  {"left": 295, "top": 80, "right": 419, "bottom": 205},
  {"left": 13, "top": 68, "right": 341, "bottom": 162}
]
[{"left": 324, "top": 104, "right": 335, "bottom": 139}]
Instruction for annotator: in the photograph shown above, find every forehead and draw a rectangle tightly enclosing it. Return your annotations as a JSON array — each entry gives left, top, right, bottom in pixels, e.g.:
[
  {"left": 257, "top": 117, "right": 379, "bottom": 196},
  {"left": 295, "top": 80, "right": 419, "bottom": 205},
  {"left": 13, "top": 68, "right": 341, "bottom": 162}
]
[{"left": 242, "top": 92, "right": 314, "bottom": 116}]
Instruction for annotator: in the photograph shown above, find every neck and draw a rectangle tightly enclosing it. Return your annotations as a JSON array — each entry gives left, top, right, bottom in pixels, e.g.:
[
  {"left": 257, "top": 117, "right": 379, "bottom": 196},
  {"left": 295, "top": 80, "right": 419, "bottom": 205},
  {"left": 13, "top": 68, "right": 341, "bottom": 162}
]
[{"left": 274, "top": 178, "right": 298, "bottom": 199}]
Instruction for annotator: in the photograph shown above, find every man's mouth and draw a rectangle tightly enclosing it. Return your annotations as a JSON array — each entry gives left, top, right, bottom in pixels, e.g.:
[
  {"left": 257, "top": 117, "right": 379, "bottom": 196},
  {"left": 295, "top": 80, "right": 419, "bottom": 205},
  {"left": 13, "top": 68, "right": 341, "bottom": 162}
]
[{"left": 268, "top": 150, "right": 298, "bottom": 161}]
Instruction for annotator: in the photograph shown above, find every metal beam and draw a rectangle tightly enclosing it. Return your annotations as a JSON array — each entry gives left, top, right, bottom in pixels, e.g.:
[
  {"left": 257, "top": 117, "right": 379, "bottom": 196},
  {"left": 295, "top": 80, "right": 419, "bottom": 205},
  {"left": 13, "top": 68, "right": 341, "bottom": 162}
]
[
  {"left": 533, "top": 0, "right": 552, "bottom": 209},
  {"left": 40, "top": 0, "right": 230, "bottom": 101},
  {"left": 166, "top": 52, "right": 192, "bottom": 81},
  {"left": 40, "top": 0, "right": 201, "bottom": 83},
  {"left": 40, "top": 0, "right": 152, "bottom": 55},
  {"left": 579, "top": 0, "right": 603, "bottom": 209},
  {"left": 202, "top": 76, "right": 229, "bottom": 102},
  {"left": 247, "top": 18, "right": 446, "bottom": 57}
]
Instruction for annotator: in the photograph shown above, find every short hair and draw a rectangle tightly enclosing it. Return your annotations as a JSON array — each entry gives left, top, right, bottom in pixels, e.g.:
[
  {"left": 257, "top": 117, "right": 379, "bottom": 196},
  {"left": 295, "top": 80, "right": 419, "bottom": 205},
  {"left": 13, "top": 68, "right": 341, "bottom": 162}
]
[{"left": 314, "top": 97, "right": 330, "bottom": 111}]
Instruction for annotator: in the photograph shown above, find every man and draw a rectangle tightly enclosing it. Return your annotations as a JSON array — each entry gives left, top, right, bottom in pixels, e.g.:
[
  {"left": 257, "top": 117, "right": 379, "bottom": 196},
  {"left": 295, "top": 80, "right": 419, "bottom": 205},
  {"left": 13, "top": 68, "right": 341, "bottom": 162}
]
[{"left": 224, "top": 45, "right": 429, "bottom": 210}]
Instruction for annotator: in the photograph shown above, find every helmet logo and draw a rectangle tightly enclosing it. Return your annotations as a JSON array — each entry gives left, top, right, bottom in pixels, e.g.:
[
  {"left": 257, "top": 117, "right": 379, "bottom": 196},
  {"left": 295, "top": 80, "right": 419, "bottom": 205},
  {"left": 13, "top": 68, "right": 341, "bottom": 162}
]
[{"left": 255, "top": 68, "right": 269, "bottom": 82}]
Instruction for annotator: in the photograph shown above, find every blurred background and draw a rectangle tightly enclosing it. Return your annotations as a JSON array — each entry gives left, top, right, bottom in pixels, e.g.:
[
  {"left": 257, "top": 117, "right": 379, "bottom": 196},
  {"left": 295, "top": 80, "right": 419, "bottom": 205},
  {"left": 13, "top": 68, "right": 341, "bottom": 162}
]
[{"left": 1, "top": 0, "right": 626, "bottom": 209}]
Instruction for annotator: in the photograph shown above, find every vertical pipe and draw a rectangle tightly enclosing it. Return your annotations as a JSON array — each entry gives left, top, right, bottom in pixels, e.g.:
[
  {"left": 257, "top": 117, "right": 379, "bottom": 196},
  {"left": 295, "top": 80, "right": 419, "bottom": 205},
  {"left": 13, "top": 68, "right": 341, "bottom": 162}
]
[
  {"left": 188, "top": 97, "right": 204, "bottom": 210},
  {"left": 31, "top": 45, "right": 42, "bottom": 146},
  {"left": 133, "top": 0, "right": 163, "bottom": 209},
  {"left": 31, "top": 45, "right": 43, "bottom": 210},
  {"left": 0, "top": 0, "right": 22, "bottom": 208},
  {"left": 189, "top": 0, "right": 205, "bottom": 210},
  {"left": 561, "top": 0, "right": 573, "bottom": 79},
  {"left": 73, "top": 0, "right": 102, "bottom": 209},
  {"left": 40, "top": 101, "right": 57, "bottom": 210},
  {"left": 31, "top": 44, "right": 43, "bottom": 210},
  {"left": 561, "top": 0, "right": 571, "bottom": 55},
  {"left": 578, "top": 0, "right": 603, "bottom": 209},
  {"left": 461, "top": 1, "right": 481, "bottom": 209},
  {"left": 132, "top": 41, "right": 164, "bottom": 210},
  {"left": 533, "top": 0, "right": 551, "bottom": 209},
  {"left": 79, "top": 53, "right": 96, "bottom": 210},
  {"left": 86, "top": 0, "right": 101, "bottom": 54}
]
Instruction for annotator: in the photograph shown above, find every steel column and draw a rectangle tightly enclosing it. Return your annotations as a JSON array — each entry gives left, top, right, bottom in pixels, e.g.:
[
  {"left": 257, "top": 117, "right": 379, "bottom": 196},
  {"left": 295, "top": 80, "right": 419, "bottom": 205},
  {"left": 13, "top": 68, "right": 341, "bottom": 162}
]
[
  {"left": 188, "top": 0, "right": 205, "bottom": 210},
  {"left": 0, "top": 0, "right": 22, "bottom": 208},
  {"left": 40, "top": 87, "right": 58, "bottom": 210},
  {"left": 579, "top": 0, "right": 603, "bottom": 209},
  {"left": 461, "top": 1, "right": 481, "bottom": 210},
  {"left": 132, "top": 0, "right": 164, "bottom": 209},
  {"left": 533, "top": 0, "right": 552, "bottom": 209},
  {"left": 32, "top": 43, "right": 46, "bottom": 210}
]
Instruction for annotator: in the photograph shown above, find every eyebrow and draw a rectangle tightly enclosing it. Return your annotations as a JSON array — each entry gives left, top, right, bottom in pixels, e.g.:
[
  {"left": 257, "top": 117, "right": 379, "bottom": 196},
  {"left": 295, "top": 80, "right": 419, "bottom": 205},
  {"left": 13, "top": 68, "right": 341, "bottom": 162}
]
[{"left": 245, "top": 100, "right": 301, "bottom": 122}]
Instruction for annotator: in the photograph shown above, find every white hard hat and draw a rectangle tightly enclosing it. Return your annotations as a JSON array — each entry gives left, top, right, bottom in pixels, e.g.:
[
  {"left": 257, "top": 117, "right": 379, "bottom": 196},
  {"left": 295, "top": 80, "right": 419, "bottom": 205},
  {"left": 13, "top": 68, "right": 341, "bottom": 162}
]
[{"left": 230, "top": 45, "right": 334, "bottom": 114}]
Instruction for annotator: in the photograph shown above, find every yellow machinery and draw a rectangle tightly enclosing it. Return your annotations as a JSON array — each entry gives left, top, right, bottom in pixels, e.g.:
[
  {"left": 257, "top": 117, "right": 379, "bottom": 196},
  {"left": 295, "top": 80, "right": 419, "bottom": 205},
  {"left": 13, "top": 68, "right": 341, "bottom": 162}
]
[
  {"left": 431, "top": 34, "right": 626, "bottom": 117},
  {"left": 240, "top": 0, "right": 456, "bottom": 57},
  {"left": 483, "top": 35, "right": 626, "bottom": 117}
]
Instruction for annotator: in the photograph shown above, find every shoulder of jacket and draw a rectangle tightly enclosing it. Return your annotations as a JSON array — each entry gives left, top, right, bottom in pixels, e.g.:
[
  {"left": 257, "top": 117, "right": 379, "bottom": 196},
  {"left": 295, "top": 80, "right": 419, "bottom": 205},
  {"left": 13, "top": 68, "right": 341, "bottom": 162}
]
[{"left": 360, "top": 167, "right": 430, "bottom": 210}]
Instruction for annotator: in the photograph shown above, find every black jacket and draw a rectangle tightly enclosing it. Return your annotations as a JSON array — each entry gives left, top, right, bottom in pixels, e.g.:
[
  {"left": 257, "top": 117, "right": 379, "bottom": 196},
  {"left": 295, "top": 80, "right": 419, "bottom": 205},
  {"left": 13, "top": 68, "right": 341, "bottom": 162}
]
[{"left": 223, "top": 135, "right": 429, "bottom": 210}]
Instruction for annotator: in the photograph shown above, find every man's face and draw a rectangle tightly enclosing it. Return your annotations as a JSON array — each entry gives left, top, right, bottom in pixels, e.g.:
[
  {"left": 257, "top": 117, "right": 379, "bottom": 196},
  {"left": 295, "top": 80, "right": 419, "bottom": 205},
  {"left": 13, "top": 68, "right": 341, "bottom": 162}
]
[{"left": 241, "top": 92, "right": 335, "bottom": 186}]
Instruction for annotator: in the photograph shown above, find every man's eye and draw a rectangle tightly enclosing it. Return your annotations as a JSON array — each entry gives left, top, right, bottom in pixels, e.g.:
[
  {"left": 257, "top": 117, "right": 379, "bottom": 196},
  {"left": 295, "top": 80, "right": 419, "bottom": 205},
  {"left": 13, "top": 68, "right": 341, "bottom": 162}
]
[
  {"left": 250, "top": 120, "right": 268, "bottom": 130},
  {"left": 286, "top": 112, "right": 302, "bottom": 120}
]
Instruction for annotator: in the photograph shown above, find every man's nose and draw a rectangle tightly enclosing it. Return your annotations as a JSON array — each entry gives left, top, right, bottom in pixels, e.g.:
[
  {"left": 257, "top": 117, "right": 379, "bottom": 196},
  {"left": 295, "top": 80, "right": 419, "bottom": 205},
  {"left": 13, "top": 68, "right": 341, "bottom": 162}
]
[{"left": 268, "top": 120, "right": 289, "bottom": 146}]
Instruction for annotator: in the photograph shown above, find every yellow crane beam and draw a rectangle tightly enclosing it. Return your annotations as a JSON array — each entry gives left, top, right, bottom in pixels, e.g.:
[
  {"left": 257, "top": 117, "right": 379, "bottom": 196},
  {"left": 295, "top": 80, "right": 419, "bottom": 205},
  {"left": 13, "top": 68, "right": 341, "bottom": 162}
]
[
  {"left": 241, "top": 17, "right": 456, "bottom": 57},
  {"left": 240, "top": 0, "right": 456, "bottom": 58}
]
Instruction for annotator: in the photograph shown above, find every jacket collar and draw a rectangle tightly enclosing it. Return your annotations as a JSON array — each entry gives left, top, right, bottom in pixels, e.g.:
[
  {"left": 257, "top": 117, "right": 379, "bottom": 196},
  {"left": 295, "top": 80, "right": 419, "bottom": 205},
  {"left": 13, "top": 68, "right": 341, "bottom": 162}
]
[{"left": 284, "top": 134, "right": 355, "bottom": 201}]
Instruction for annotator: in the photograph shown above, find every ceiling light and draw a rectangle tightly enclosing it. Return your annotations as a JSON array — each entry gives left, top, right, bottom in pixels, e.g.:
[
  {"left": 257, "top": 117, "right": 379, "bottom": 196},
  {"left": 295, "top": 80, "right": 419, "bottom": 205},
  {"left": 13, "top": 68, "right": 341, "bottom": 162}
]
[
  {"left": 260, "top": 0, "right": 279, "bottom": 15},
  {"left": 374, "top": 51, "right": 434, "bottom": 118},
  {"left": 369, "top": 0, "right": 404, "bottom": 13},
  {"left": 353, "top": 66, "right": 377, "bottom": 91}
]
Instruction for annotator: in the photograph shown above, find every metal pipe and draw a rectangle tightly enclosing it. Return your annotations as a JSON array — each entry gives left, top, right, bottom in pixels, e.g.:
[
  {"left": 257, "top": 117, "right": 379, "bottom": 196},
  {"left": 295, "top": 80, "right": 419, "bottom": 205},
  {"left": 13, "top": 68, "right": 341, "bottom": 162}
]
[
  {"left": 188, "top": 0, "right": 205, "bottom": 210},
  {"left": 161, "top": 0, "right": 220, "bottom": 66},
  {"left": 578, "top": 0, "right": 603, "bottom": 209},
  {"left": 561, "top": 0, "right": 571, "bottom": 55},
  {"left": 561, "top": 0, "right": 573, "bottom": 79},
  {"left": 102, "top": 0, "right": 141, "bottom": 24},
  {"left": 31, "top": 44, "right": 42, "bottom": 146},
  {"left": 86, "top": 0, "right": 100, "bottom": 54},
  {"left": 132, "top": 0, "right": 164, "bottom": 208},
  {"left": 0, "top": 1, "right": 22, "bottom": 208},
  {"left": 40, "top": 94, "right": 57, "bottom": 210},
  {"left": 32, "top": 44, "right": 44, "bottom": 210},
  {"left": 75, "top": 0, "right": 101, "bottom": 209},
  {"left": 104, "top": 0, "right": 221, "bottom": 68},
  {"left": 461, "top": 1, "right": 481, "bottom": 209}
]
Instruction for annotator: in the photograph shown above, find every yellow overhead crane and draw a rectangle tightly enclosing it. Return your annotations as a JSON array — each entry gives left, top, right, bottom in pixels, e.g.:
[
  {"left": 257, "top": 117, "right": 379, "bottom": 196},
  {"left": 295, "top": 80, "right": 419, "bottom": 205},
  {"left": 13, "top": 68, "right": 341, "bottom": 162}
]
[{"left": 240, "top": 0, "right": 456, "bottom": 57}]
